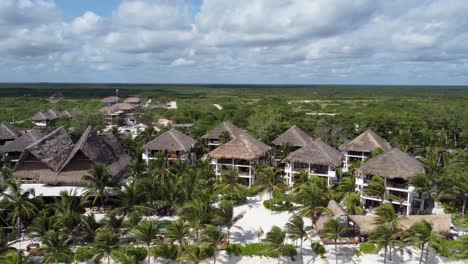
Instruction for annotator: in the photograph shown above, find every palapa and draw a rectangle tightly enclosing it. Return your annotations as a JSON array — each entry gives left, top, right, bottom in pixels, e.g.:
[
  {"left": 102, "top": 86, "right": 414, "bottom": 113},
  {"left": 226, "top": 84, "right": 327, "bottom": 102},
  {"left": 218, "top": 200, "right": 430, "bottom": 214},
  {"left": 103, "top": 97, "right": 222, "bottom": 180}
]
[
  {"left": 315, "top": 200, "right": 348, "bottom": 233},
  {"left": 101, "top": 96, "right": 119, "bottom": 103},
  {"left": 271, "top": 125, "right": 314, "bottom": 147},
  {"left": 208, "top": 132, "right": 271, "bottom": 161},
  {"left": 356, "top": 148, "right": 424, "bottom": 180},
  {"left": 283, "top": 140, "right": 344, "bottom": 166},
  {"left": 0, "top": 130, "right": 44, "bottom": 153},
  {"left": 144, "top": 128, "right": 197, "bottom": 152},
  {"left": 202, "top": 121, "right": 244, "bottom": 140},
  {"left": 0, "top": 122, "right": 22, "bottom": 141},
  {"left": 342, "top": 129, "right": 391, "bottom": 153}
]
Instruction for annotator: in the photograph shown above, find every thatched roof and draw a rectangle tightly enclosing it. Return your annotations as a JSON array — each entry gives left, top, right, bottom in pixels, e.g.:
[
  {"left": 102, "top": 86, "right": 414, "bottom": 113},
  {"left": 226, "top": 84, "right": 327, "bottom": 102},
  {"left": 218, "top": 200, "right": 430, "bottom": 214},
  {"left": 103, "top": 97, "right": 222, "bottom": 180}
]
[
  {"left": 208, "top": 132, "right": 271, "bottom": 161},
  {"left": 0, "top": 130, "right": 44, "bottom": 153},
  {"left": 0, "top": 122, "right": 22, "bottom": 141},
  {"left": 144, "top": 128, "right": 197, "bottom": 152},
  {"left": 283, "top": 140, "right": 344, "bottom": 166},
  {"left": 13, "top": 126, "right": 129, "bottom": 186},
  {"left": 348, "top": 214, "right": 451, "bottom": 236},
  {"left": 271, "top": 125, "right": 314, "bottom": 147},
  {"left": 99, "top": 103, "right": 135, "bottom": 115},
  {"left": 101, "top": 96, "right": 119, "bottom": 103},
  {"left": 315, "top": 200, "right": 348, "bottom": 233},
  {"left": 124, "top": 97, "right": 142, "bottom": 104},
  {"left": 31, "top": 109, "right": 76, "bottom": 122},
  {"left": 202, "top": 121, "right": 244, "bottom": 140},
  {"left": 356, "top": 148, "right": 424, "bottom": 180},
  {"left": 342, "top": 129, "right": 391, "bottom": 153}
]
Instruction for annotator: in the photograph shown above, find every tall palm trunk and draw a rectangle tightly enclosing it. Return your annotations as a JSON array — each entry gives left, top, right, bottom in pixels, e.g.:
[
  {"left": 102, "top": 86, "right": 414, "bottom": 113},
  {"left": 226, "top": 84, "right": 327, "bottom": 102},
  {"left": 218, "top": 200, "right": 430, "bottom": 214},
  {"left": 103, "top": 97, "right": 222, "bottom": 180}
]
[
  {"left": 101, "top": 196, "right": 105, "bottom": 208},
  {"left": 108, "top": 255, "right": 111, "bottom": 264},
  {"left": 383, "top": 246, "right": 387, "bottom": 264},
  {"left": 300, "top": 237, "right": 303, "bottom": 262},
  {"left": 389, "top": 242, "right": 393, "bottom": 261},
  {"left": 334, "top": 240, "right": 338, "bottom": 264},
  {"left": 462, "top": 197, "right": 466, "bottom": 218},
  {"left": 419, "top": 195, "right": 426, "bottom": 213},
  {"left": 424, "top": 244, "right": 430, "bottom": 264},
  {"left": 269, "top": 191, "right": 273, "bottom": 211},
  {"left": 419, "top": 242, "right": 425, "bottom": 264},
  {"left": 147, "top": 243, "right": 151, "bottom": 264}
]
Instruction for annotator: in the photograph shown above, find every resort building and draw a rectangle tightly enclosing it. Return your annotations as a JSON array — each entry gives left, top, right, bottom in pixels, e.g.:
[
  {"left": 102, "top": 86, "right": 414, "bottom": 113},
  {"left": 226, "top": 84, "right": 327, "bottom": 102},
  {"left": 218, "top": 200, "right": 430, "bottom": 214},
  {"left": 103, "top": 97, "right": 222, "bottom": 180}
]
[
  {"left": 202, "top": 121, "right": 244, "bottom": 151},
  {"left": 31, "top": 109, "right": 78, "bottom": 127},
  {"left": 208, "top": 131, "right": 271, "bottom": 187},
  {"left": 341, "top": 129, "right": 391, "bottom": 172},
  {"left": 99, "top": 103, "right": 136, "bottom": 125},
  {"left": 13, "top": 126, "right": 129, "bottom": 186},
  {"left": 355, "top": 148, "right": 425, "bottom": 215},
  {"left": 0, "top": 122, "right": 22, "bottom": 146},
  {"left": 143, "top": 128, "right": 197, "bottom": 164},
  {"left": 123, "top": 97, "right": 143, "bottom": 107},
  {"left": 0, "top": 130, "right": 44, "bottom": 167},
  {"left": 101, "top": 96, "right": 119, "bottom": 106},
  {"left": 283, "top": 140, "right": 344, "bottom": 186},
  {"left": 271, "top": 125, "right": 314, "bottom": 163}
]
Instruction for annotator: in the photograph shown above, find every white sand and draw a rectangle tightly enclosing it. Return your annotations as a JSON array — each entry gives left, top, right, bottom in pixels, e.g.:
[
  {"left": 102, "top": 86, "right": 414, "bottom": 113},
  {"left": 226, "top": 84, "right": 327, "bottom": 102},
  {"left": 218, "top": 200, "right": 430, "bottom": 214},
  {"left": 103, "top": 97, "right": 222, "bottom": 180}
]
[{"left": 167, "top": 101, "right": 177, "bottom": 109}]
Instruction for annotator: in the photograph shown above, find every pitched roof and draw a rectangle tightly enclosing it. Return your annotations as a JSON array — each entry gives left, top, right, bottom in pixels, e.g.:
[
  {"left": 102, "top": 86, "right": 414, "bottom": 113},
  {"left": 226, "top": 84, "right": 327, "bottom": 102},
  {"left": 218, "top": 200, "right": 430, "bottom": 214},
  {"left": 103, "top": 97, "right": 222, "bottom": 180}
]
[
  {"left": 315, "top": 200, "right": 348, "bottom": 233},
  {"left": 208, "top": 132, "right": 271, "bottom": 161},
  {"left": 342, "top": 129, "right": 391, "bottom": 153},
  {"left": 0, "top": 122, "right": 22, "bottom": 141},
  {"left": 124, "top": 97, "right": 142, "bottom": 104},
  {"left": 31, "top": 109, "right": 74, "bottom": 122},
  {"left": 101, "top": 96, "right": 119, "bottom": 103},
  {"left": 272, "top": 125, "right": 314, "bottom": 147},
  {"left": 99, "top": 103, "right": 135, "bottom": 115},
  {"left": 348, "top": 214, "right": 451, "bottom": 236},
  {"left": 144, "top": 128, "right": 197, "bottom": 152},
  {"left": 283, "top": 140, "right": 344, "bottom": 166},
  {"left": 202, "top": 121, "right": 244, "bottom": 140},
  {"left": 0, "top": 130, "right": 44, "bottom": 153},
  {"left": 356, "top": 148, "right": 424, "bottom": 180}
]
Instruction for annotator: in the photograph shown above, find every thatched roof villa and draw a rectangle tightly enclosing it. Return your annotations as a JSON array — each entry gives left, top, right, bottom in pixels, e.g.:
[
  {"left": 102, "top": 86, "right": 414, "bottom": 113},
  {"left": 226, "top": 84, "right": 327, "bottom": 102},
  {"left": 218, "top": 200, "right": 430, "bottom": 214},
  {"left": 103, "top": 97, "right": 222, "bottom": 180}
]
[
  {"left": 99, "top": 103, "right": 136, "bottom": 125},
  {"left": 315, "top": 200, "right": 348, "bottom": 233},
  {"left": 272, "top": 125, "right": 314, "bottom": 148},
  {"left": 207, "top": 123, "right": 271, "bottom": 187},
  {"left": 0, "top": 130, "right": 44, "bottom": 166},
  {"left": 101, "top": 96, "right": 119, "bottom": 106},
  {"left": 143, "top": 128, "right": 197, "bottom": 163},
  {"left": 13, "top": 126, "right": 129, "bottom": 186},
  {"left": 123, "top": 97, "right": 143, "bottom": 107},
  {"left": 283, "top": 140, "right": 344, "bottom": 186},
  {"left": 31, "top": 109, "right": 78, "bottom": 127},
  {"left": 202, "top": 121, "right": 244, "bottom": 151},
  {"left": 342, "top": 129, "right": 391, "bottom": 172},
  {"left": 355, "top": 148, "right": 425, "bottom": 215},
  {"left": 0, "top": 122, "right": 22, "bottom": 146}
]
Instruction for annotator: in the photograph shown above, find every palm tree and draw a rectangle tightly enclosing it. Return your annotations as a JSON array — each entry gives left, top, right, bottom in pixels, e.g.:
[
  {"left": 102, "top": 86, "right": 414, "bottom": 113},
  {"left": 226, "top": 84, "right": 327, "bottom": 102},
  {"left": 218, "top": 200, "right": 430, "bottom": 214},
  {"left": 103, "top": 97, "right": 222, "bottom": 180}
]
[
  {"left": 83, "top": 163, "right": 115, "bottom": 207},
  {"left": 342, "top": 192, "right": 363, "bottom": 215},
  {"left": 180, "top": 199, "right": 210, "bottom": 244},
  {"left": 165, "top": 219, "right": 192, "bottom": 257},
  {"left": 101, "top": 212, "right": 124, "bottom": 234},
  {"left": 219, "top": 131, "right": 231, "bottom": 145},
  {"left": 214, "top": 168, "right": 247, "bottom": 204},
  {"left": 92, "top": 229, "right": 121, "bottom": 264},
  {"left": 0, "top": 230, "right": 15, "bottom": 256},
  {"left": 0, "top": 179, "right": 38, "bottom": 238},
  {"left": 212, "top": 201, "right": 244, "bottom": 244},
  {"left": 41, "top": 230, "right": 73, "bottom": 264},
  {"left": 113, "top": 180, "right": 149, "bottom": 216},
  {"left": 277, "top": 142, "right": 293, "bottom": 160},
  {"left": 178, "top": 245, "right": 209, "bottom": 264},
  {"left": 320, "top": 219, "right": 347, "bottom": 264},
  {"left": 373, "top": 203, "right": 401, "bottom": 261},
  {"left": 28, "top": 214, "right": 58, "bottom": 239},
  {"left": 0, "top": 249, "right": 31, "bottom": 264},
  {"left": 256, "top": 167, "right": 287, "bottom": 210},
  {"left": 201, "top": 224, "right": 224, "bottom": 264},
  {"left": 263, "top": 226, "right": 286, "bottom": 263},
  {"left": 294, "top": 181, "right": 331, "bottom": 228},
  {"left": 368, "top": 225, "right": 393, "bottom": 264},
  {"left": 53, "top": 191, "right": 84, "bottom": 249},
  {"left": 285, "top": 214, "right": 312, "bottom": 261},
  {"left": 404, "top": 220, "right": 443, "bottom": 264},
  {"left": 363, "top": 175, "right": 386, "bottom": 203},
  {"left": 79, "top": 213, "right": 100, "bottom": 243},
  {"left": 130, "top": 220, "right": 160, "bottom": 264}
]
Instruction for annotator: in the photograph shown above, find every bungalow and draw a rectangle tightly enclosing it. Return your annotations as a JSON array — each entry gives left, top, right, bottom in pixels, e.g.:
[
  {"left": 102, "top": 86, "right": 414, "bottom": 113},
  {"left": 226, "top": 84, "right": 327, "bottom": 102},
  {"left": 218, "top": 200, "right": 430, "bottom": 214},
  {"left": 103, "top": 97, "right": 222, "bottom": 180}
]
[
  {"left": 31, "top": 109, "right": 78, "bottom": 127},
  {"left": 341, "top": 129, "right": 391, "bottom": 172},
  {"left": 101, "top": 96, "right": 119, "bottom": 106},
  {"left": 143, "top": 128, "right": 197, "bottom": 164},
  {"left": 0, "top": 130, "right": 44, "bottom": 167},
  {"left": 13, "top": 126, "right": 129, "bottom": 186},
  {"left": 355, "top": 148, "right": 425, "bottom": 215},
  {"left": 202, "top": 121, "right": 244, "bottom": 151},
  {"left": 123, "top": 97, "right": 143, "bottom": 107},
  {"left": 271, "top": 125, "right": 313, "bottom": 162},
  {"left": 99, "top": 103, "right": 136, "bottom": 125},
  {"left": 0, "top": 122, "right": 22, "bottom": 146},
  {"left": 208, "top": 131, "right": 271, "bottom": 187},
  {"left": 283, "top": 140, "right": 344, "bottom": 186}
]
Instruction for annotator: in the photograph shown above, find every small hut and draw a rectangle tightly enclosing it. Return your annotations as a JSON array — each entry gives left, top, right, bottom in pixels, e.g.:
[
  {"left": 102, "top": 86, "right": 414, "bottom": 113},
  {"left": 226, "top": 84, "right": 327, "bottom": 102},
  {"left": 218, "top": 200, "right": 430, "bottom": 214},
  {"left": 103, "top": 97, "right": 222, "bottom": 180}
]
[
  {"left": 341, "top": 129, "right": 391, "bottom": 172},
  {"left": 123, "top": 97, "right": 143, "bottom": 107},
  {"left": 202, "top": 121, "right": 244, "bottom": 151},
  {"left": 0, "top": 130, "right": 44, "bottom": 166},
  {"left": 13, "top": 126, "right": 129, "bottom": 186},
  {"left": 143, "top": 128, "right": 197, "bottom": 163},
  {"left": 355, "top": 148, "right": 424, "bottom": 215},
  {"left": 315, "top": 200, "right": 348, "bottom": 234},
  {"left": 0, "top": 122, "right": 22, "bottom": 146},
  {"left": 283, "top": 140, "right": 344, "bottom": 186},
  {"left": 208, "top": 132, "right": 271, "bottom": 187},
  {"left": 31, "top": 109, "right": 76, "bottom": 127}
]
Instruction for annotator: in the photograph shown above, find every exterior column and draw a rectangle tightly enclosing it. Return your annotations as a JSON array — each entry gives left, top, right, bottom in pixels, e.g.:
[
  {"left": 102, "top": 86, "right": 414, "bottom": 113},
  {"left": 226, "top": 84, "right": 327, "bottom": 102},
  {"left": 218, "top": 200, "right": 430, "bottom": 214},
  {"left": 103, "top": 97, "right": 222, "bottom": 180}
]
[{"left": 407, "top": 192, "right": 411, "bottom": 215}]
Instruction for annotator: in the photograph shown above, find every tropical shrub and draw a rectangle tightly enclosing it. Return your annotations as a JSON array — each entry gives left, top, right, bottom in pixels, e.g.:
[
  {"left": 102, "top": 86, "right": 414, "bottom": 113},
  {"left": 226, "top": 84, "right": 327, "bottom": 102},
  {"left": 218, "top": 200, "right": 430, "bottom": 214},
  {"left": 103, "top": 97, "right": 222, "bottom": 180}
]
[
  {"left": 311, "top": 242, "right": 326, "bottom": 258},
  {"left": 74, "top": 247, "right": 94, "bottom": 262},
  {"left": 116, "top": 247, "right": 147, "bottom": 262},
  {"left": 281, "top": 244, "right": 298, "bottom": 261},
  {"left": 150, "top": 244, "right": 178, "bottom": 260},
  {"left": 263, "top": 199, "right": 293, "bottom": 211},
  {"left": 355, "top": 242, "right": 379, "bottom": 256},
  {"left": 226, "top": 244, "right": 243, "bottom": 256}
]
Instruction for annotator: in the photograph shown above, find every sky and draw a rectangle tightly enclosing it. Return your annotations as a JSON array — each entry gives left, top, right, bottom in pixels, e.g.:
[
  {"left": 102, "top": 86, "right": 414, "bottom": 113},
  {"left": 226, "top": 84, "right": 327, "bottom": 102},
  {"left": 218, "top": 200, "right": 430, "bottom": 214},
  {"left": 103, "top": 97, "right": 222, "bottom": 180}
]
[{"left": 1, "top": 0, "right": 468, "bottom": 85}]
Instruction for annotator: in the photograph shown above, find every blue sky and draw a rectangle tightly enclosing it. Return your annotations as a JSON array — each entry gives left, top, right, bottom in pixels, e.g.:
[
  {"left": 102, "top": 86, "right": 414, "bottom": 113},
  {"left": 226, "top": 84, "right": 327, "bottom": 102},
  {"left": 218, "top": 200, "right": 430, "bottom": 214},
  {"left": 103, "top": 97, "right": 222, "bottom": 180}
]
[{"left": 1, "top": 0, "right": 468, "bottom": 85}]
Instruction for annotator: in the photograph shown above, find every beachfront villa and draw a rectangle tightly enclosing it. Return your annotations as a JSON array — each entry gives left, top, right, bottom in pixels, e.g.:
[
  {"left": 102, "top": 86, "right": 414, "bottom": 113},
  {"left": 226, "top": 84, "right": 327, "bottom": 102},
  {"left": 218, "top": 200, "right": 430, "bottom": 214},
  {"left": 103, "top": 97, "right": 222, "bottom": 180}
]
[
  {"left": 101, "top": 96, "right": 119, "bottom": 106},
  {"left": 208, "top": 125, "right": 271, "bottom": 187},
  {"left": 123, "top": 96, "right": 144, "bottom": 107},
  {"left": 283, "top": 140, "right": 344, "bottom": 186},
  {"left": 13, "top": 126, "right": 129, "bottom": 186},
  {"left": 271, "top": 125, "right": 314, "bottom": 161},
  {"left": 143, "top": 128, "right": 197, "bottom": 164},
  {"left": 341, "top": 129, "right": 392, "bottom": 172},
  {"left": 202, "top": 121, "right": 244, "bottom": 151},
  {"left": 99, "top": 103, "right": 136, "bottom": 125},
  {"left": 355, "top": 148, "right": 425, "bottom": 215},
  {"left": 0, "top": 122, "right": 22, "bottom": 146},
  {"left": 0, "top": 130, "right": 44, "bottom": 167},
  {"left": 31, "top": 109, "right": 78, "bottom": 127}
]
